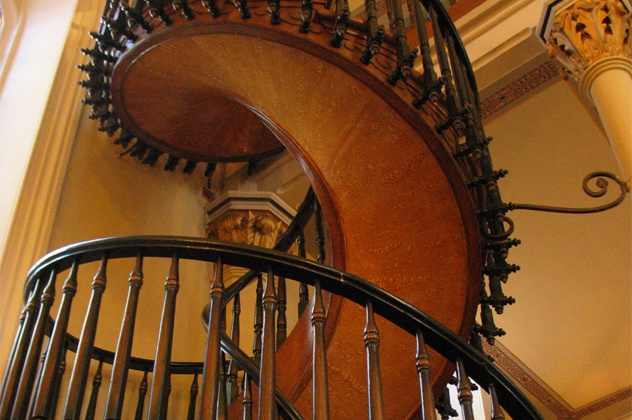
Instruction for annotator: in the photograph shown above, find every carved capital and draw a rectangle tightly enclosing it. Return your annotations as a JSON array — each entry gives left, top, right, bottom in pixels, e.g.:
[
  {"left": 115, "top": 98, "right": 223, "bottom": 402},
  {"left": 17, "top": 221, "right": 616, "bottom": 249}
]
[
  {"left": 206, "top": 209, "right": 288, "bottom": 249},
  {"left": 546, "top": 0, "right": 631, "bottom": 81}
]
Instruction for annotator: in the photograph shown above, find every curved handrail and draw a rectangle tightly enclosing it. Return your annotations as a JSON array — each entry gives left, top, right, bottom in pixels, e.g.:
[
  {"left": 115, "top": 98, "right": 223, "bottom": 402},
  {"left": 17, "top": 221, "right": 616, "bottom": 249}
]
[{"left": 23, "top": 236, "right": 542, "bottom": 420}]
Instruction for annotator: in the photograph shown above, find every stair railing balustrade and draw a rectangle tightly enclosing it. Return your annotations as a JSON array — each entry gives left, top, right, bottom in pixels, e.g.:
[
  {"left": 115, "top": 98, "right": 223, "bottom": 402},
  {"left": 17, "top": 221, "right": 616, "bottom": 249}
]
[{"left": 0, "top": 234, "right": 542, "bottom": 420}]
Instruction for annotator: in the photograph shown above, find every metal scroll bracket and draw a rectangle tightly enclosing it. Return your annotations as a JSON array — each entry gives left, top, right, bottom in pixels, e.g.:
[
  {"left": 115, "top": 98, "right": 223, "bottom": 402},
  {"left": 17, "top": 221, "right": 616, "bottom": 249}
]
[{"left": 508, "top": 171, "right": 630, "bottom": 214}]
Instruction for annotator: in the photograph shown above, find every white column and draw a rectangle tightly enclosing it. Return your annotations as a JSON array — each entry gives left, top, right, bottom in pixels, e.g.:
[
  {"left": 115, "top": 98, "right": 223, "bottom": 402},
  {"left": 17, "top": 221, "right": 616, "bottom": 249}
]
[
  {"left": 542, "top": 0, "right": 632, "bottom": 185},
  {"left": 580, "top": 57, "right": 632, "bottom": 183}
]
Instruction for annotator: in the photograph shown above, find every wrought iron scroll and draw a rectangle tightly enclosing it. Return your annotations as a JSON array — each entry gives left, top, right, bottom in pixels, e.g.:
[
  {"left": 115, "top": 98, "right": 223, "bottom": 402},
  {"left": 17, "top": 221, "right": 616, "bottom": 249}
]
[{"left": 509, "top": 172, "right": 629, "bottom": 214}]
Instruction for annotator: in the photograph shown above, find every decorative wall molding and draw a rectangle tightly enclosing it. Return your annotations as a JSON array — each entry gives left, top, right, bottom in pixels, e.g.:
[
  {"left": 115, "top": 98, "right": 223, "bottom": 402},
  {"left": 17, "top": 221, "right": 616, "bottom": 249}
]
[
  {"left": 483, "top": 340, "right": 632, "bottom": 419},
  {"left": 480, "top": 60, "right": 561, "bottom": 120}
]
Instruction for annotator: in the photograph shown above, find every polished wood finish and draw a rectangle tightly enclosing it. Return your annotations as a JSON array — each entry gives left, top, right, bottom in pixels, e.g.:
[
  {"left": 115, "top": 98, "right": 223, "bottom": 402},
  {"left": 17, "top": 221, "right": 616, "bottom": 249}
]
[
  {"left": 456, "top": 359, "right": 475, "bottom": 420},
  {"left": 106, "top": 253, "right": 144, "bottom": 419},
  {"left": 200, "top": 257, "right": 225, "bottom": 419},
  {"left": 259, "top": 267, "right": 277, "bottom": 420},
  {"left": 489, "top": 383, "right": 505, "bottom": 420},
  {"left": 364, "top": 301, "right": 385, "bottom": 420},
  {"left": 148, "top": 254, "right": 179, "bottom": 419},
  {"left": 312, "top": 280, "right": 330, "bottom": 420},
  {"left": 0, "top": 278, "right": 45, "bottom": 417},
  {"left": 228, "top": 293, "right": 241, "bottom": 402},
  {"left": 187, "top": 373, "right": 199, "bottom": 420},
  {"left": 64, "top": 255, "right": 107, "bottom": 419},
  {"left": 113, "top": 76, "right": 283, "bottom": 163},
  {"left": 32, "top": 261, "right": 78, "bottom": 417},
  {"left": 113, "top": 22, "right": 481, "bottom": 417},
  {"left": 415, "top": 330, "right": 437, "bottom": 420},
  {"left": 84, "top": 359, "right": 104, "bottom": 420},
  {"left": 134, "top": 370, "right": 149, "bottom": 420},
  {"left": 277, "top": 277, "right": 287, "bottom": 348},
  {"left": 11, "top": 270, "right": 56, "bottom": 420}
]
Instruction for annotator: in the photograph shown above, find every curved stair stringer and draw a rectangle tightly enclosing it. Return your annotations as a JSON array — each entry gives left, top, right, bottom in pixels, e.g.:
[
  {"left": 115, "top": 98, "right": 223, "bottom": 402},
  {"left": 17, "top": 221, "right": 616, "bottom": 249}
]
[{"left": 112, "top": 16, "right": 482, "bottom": 420}]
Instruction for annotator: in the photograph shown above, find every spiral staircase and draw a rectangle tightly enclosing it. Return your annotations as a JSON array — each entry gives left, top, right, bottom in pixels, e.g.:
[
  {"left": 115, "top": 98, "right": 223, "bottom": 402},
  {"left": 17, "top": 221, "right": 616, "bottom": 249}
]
[{"left": 0, "top": 0, "right": 545, "bottom": 419}]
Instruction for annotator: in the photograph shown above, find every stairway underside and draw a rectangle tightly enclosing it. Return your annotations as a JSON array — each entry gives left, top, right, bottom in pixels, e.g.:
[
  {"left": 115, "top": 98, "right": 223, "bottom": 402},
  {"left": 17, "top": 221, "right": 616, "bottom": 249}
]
[{"left": 111, "top": 8, "right": 481, "bottom": 418}]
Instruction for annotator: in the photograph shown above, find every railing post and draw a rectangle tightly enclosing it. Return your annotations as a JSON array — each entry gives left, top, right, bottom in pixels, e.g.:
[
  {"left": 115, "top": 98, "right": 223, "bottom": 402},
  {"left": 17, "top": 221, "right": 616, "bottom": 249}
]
[
  {"left": 147, "top": 253, "right": 179, "bottom": 419},
  {"left": 134, "top": 370, "right": 149, "bottom": 420},
  {"left": 187, "top": 372, "right": 199, "bottom": 420},
  {"left": 415, "top": 330, "right": 436, "bottom": 420},
  {"left": 200, "top": 256, "right": 225, "bottom": 419},
  {"left": 106, "top": 253, "right": 144, "bottom": 419},
  {"left": 0, "top": 278, "right": 45, "bottom": 417},
  {"left": 312, "top": 280, "right": 330, "bottom": 420},
  {"left": 84, "top": 359, "right": 104, "bottom": 420},
  {"left": 12, "top": 269, "right": 57, "bottom": 420},
  {"left": 364, "top": 301, "right": 385, "bottom": 420},
  {"left": 456, "top": 359, "right": 475, "bottom": 420},
  {"left": 258, "top": 266, "right": 277, "bottom": 420},
  {"left": 33, "top": 261, "right": 79, "bottom": 417},
  {"left": 228, "top": 293, "right": 241, "bottom": 402},
  {"left": 64, "top": 255, "right": 108, "bottom": 419}
]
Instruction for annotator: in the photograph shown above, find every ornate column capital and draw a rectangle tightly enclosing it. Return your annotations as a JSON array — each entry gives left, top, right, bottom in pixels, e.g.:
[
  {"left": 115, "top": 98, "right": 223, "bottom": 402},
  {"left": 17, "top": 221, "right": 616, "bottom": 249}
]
[{"left": 540, "top": 0, "right": 631, "bottom": 83}]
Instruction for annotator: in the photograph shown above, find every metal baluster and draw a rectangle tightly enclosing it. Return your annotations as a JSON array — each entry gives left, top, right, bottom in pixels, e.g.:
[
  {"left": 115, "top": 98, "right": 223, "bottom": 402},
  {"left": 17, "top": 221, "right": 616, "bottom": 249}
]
[
  {"left": 267, "top": 0, "right": 280, "bottom": 24},
  {"left": 12, "top": 269, "right": 57, "bottom": 420},
  {"left": 253, "top": 274, "right": 264, "bottom": 366},
  {"left": 299, "top": 0, "right": 313, "bottom": 33},
  {"left": 187, "top": 373, "right": 199, "bottom": 420},
  {"left": 200, "top": 257, "right": 224, "bottom": 419},
  {"left": 228, "top": 293, "right": 241, "bottom": 402},
  {"left": 218, "top": 352, "right": 229, "bottom": 419},
  {"left": 84, "top": 359, "right": 104, "bottom": 420},
  {"left": 364, "top": 301, "right": 385, "bottom": 420},
  {"left": 0, "top": 279, "right": 45, "bottom": 417},
  {"left": 147, "top": 253, "right": 180, "bottom": 419},
  {"left": 430, "top": 5, "right": 458, "bottom": 121},
  {"left": 47, "top": 344, "right": 67, "bottom": 418},
  {"left": 172, "top": 0, "right": 194, "bottom": 19},
  {"left": 412, "top": 1, "right": 440, "bottom": 107},
  {"left": 386, "top": 0, "right": 416, "bottom": 85},
  {"left": 64, "top": 255, "right": 107, "bottom": 419},
  {"left": 330, "top": 0, "right": 350, "bottom": 47},
  {"left": 297, "top": 232, "right": 309, "bottom": 318},
  {"left": 415, "top": 330, "right": 436, "bottom": 420},
  {"left": 489, "top": 383, "right": 505, "bottom": 420},
  {"left": 134, "top": 370, "right": 149, "bottom": 420},
  {"left": 233, "top": 0, "right": 250, "bottom": 18},
  {"left": 312, "top": 280, "right": 330, "bottom": 420},
  {"left": 146, "top": 0, "right": 172, "bottom": 24},
  {"left": 258, "top": 267, "right": 277, "bottom": 420},
  {"left": 456, "top": 359, "right": 475, "bottom": 420},
  {"left": 360, "top": 0, "right": 384, "bottom": 64},
  {"left": 435, "top": 387, "right": 457, "bottom": 420},
  {"left": 201, "top": 0, "right": 221, "bottom": 17},
  {"left": 242, "top": 373, "right": 253, "bottom": 420},
  {"left": 446, "top": 33, "right": 468, "bottom": 113},
  {"left": 33, "top": 261, "right": 79, "bottom": 417},
  {"left": 106, "top": 253, "right": 144, "bottom": 419},
  {"left": 277, "top": 277, "right": 287, "bottom": 348}
]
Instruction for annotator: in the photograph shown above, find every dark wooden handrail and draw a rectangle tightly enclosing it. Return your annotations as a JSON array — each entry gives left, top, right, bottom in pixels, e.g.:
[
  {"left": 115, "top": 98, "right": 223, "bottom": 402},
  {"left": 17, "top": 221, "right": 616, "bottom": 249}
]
[{"left": 16, "top": 235, "right": 541, "bottom": 420}]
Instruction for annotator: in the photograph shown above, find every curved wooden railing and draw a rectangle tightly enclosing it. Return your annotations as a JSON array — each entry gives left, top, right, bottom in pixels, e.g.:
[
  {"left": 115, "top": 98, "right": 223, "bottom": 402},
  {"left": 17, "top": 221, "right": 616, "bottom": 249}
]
[
  {"left": 80, "top": 0, "right": 517, "bottom": 346},
  {"left": 0, "top": 236, "right": 541, "bottom": 419}
]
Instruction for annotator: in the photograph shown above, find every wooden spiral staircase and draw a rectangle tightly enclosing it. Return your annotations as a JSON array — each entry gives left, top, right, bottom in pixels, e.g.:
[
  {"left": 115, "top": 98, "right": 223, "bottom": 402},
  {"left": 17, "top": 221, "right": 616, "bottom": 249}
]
[{"left": 0, "top": 0, "right": 536, "bottom": 419}]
